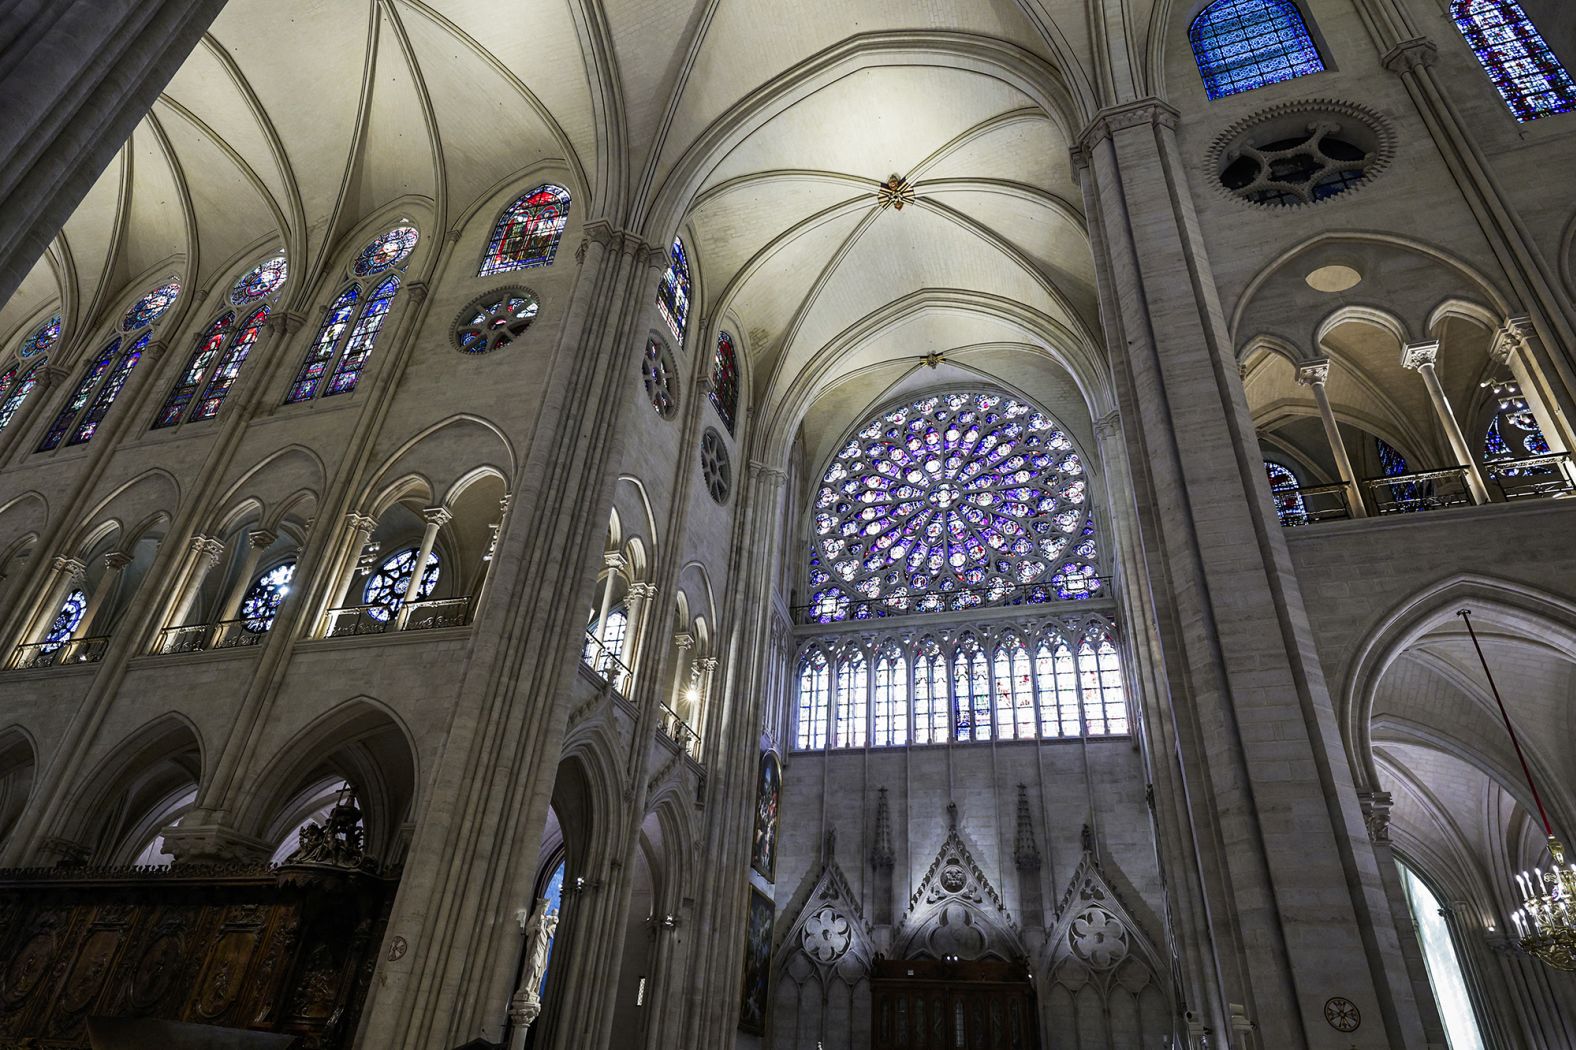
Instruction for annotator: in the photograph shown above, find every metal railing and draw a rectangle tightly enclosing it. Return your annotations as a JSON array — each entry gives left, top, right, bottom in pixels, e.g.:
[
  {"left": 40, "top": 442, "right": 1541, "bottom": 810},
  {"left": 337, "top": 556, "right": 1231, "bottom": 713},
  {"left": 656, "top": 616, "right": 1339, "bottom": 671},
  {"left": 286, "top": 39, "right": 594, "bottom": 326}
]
[
  {"left": 1364, "top": 467, "right": 1474, "bottom": 516},
  {"left": 1487, "top": 452, "right": 1575, "bottom": 501},
  {"left": 581, "top": 631, "right": 632, "bottom": 694},
  {"left": 790, "top": 575, "right": 1114, "bottom": 625},
  {"left": 322, "top": 596, "right": 472, "bottom": 639},
  {"left": 155, "top": 618, "right": 271, "bottom": 655},
  {"left": 657, "top": 702, "right": 699, "bottom": 756},
  {"left": 1272, "top": 482, "right": 1353, "bottom": 526},
  {"left": 9, "top": 636, "right": 110, "bottom": 670}
]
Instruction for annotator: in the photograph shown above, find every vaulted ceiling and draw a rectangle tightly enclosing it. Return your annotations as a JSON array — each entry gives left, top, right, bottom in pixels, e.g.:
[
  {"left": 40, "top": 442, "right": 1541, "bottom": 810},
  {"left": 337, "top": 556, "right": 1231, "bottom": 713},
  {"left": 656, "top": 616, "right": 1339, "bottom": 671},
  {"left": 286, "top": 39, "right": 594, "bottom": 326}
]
[{"left": 0, "top": 0, "right": 1186, "bottom": 445}]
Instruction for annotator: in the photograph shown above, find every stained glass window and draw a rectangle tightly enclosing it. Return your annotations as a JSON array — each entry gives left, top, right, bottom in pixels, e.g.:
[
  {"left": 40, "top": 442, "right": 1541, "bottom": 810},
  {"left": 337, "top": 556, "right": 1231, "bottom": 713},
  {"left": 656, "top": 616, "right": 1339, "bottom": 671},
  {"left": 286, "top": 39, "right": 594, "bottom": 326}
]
[
  {"left": 122, "top": 280, "right": 181, "bottom": 331},
  {"left": 67, "top": 333, "right": 148, "bottom": 446},
  {"left": 1377, "top": 438, "right": 1409, "bottom": 477},
  {"left": 807, "top": 391, "right": 1098, "bottom": 622},
  {"left": 454, "top": 290, "right": 538, "bottom": 354},
  {"left": 287, "top": 285, "right": 359, "bottom": 404},
  {"left": 1399, "top": 863, "right": 1488, "bottom": 1050},
  {"left": 993, "top": 633, "right": 1035, "bottom": 739},
  {"left": 240, "top": 561, "right": 295, "bottom": 633},
  {"left": 833, "top": 651, "right": 868, "bottom": 748},
  {"left": 39, "top": 339, "right": 118, "bottom": 451},
  {"left": 326, "top": 275, "right": 399, "bottom": 396},
  {"left": 41, "top": 589, "right": 87, "bottom": 653},
  {"left": 536, "top": 856, "right": 567, "bottom": 998},
  {"left": 598, "top": 606, "right": 630, "bottom": 662},
  {"left": 1189, "top": 0, "right": 1325, "bottom": 100},
  {"left": 953, "top": 633, "right": 991, "bottom": 742},
  {"left": 480, "top": 184, "right": 571, "bottom": 275},
  {"left": 153, "top": 313, "right": 234, "bottom": 428},
  {"left": 1453, "top": 0, "right": 1576, "bottom": 122},
  {"left": 795, "top": 648, "right": 830, "bottom": 750},
  {"left": 872, "top": 643, "right": 907, "bottom": 747},
  {"left": 912, "top": 636, "right": 948, "bottom": 744},
  {"left": 353, "top": 226, "right": 419, "bottom": 276},
  {"left": 1482, "top": 381, "right": 1553, "bottom": 476},
  {"left": 710, "top": 331, "right": 739, "bottom": 434},
  {"left": 192, "top": 307, "right": 267, "bottom": 421},
  {"left": 0, "top": 364, "right": 41, "bottom": 432},
  {"left": 1080, "top": 626, "right": 1129, "bottom": 735},
  {"left": 1265, "top": 460, "right": 1308, "bottom": 526},
  {"left": 230, "top": 254, "right": 289, "bottom": 304},
  {"left": 362, "top": 547, "right": 439, "bottom": 622},
  {"left": 656, "top": 238, "right": 690, "bottom": 346},
  {"left": 1035, "top": 636, "right": 1080, "bottom": 737},
  {"left": 19, "top": 313, "right": 60, "bottom": 359}
]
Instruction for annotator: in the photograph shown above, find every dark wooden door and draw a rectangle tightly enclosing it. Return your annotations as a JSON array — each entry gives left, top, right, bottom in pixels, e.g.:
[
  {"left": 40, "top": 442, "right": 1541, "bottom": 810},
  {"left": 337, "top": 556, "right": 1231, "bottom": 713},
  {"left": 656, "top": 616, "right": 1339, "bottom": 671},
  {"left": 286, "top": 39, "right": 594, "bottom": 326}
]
[{"left": 870, "top": 959, "right": 1038, "bottom": 1050}]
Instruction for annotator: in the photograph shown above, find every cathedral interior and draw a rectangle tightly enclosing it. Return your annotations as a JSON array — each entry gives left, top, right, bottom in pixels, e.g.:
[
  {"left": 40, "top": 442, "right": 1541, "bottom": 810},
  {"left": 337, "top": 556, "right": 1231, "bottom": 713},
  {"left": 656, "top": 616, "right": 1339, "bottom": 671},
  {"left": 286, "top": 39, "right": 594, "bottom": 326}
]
[{"left": 2, "top": 0, "right": 1576, "bottom": 1048}]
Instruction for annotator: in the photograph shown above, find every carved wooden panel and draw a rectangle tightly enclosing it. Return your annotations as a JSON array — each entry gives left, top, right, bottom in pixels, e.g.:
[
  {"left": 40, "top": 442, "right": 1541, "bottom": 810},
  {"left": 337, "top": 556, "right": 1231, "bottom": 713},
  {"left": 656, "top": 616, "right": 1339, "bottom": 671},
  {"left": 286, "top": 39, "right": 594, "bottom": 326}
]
[
  {"left": 871, "top": 959, "right": 1038, "bottom": 1050},
  {"left": 0, "top": 866, "right": 394, "bottom": 1049}
]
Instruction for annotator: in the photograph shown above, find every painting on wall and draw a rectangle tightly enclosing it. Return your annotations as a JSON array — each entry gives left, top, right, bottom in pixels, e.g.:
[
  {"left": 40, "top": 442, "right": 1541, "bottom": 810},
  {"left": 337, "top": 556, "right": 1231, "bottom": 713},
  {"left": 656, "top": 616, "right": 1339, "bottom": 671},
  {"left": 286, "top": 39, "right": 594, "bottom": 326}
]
[
  {"left": 749, "top": 750, "right": 781, "bottom": 881},
  {"left": 738, "top": 887, "right": 774, "bottom": 1034}
]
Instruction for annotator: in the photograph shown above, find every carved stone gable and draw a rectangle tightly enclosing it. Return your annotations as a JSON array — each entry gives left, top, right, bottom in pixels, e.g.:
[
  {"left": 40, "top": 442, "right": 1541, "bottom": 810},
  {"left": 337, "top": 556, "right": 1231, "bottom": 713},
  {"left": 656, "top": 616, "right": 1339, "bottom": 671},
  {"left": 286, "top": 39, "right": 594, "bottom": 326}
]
[
  {"left": 774, "top": 839, "right": 874, "bottom": 987},
  {"left": 1047, "top": 849, "right": 1165, "bottom": 993},
  {"left": 894, "top": 803, "right": 1022, "bottom": 962}
]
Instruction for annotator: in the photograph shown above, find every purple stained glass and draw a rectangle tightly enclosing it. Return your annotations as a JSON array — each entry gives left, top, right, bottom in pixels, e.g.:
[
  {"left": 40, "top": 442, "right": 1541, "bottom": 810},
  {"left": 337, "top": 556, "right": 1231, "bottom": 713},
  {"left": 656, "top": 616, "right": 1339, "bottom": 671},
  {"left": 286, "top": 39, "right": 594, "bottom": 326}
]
[
  {"left": 122, "top": 280, "right": 181, "bottom": 331},
  {"left": 656, "top": 238, "right": 690, "bottom": 346},
  {"left": 286, "top": 285, "right": 359, "bottom": 404},
  {"left": 230, "top": 254, "right": 289, "bottom": 304},
  {"left": 325, "top": 275, "right": 399, "bottom": 396},
  {"left": 0, "top": 364, "right": 41, "bottom": 431},
  {"left": 480, "top": 184, "right": 571, "bottom": 275},
  {"left": 153, "top": 313, "right": 233, "bottom": 429},
  {"left": 20, "top": 314, "right": 60, "bottom": 359},
  {"left": 806, "top": 391, "right": 1096, "bottom": 622},
  {"left": 39, "top": 338, "right": 119, "bottom": 451},
  {"left": 1453, "top": 0, "right": 1576, "bottom": 122},
  {"left": 353, "top": 226, "right": 419, "bottom": 277},
  {"left": 1189, "top": 0, "right": 1325, "bottom": 100},
  {"left": 192, "top": 306, "right": 267, "bottom": 421},
  {"left": 67, "top": 333, "right": 149, "bottom": 446}
]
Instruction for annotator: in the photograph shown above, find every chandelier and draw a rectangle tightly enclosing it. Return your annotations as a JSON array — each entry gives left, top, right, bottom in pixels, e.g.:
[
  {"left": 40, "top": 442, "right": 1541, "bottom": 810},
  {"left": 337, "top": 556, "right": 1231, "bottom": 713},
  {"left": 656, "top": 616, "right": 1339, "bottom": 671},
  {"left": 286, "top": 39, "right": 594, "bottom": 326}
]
[{"left": 1459, "top": 610, "right": 1576, "bottom": 970}]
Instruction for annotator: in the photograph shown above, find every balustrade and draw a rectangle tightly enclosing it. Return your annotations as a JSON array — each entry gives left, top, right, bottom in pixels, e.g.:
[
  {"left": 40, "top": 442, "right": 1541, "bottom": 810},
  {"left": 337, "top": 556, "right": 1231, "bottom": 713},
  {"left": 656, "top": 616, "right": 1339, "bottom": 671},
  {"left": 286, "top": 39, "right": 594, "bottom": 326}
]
[
  {"left": 581, "top": 630, "right": 632, "bottom": 694},
  {"left": 322, "top": 596, "right": 472, "bottom": 638},
  {"left": 154, "top": 618, "right": 271, "bottom": 654},
  {"left": 10, "top": 636, "right": 109, "bottom": 669},
  {"left": 657, "top": 701, "right": 699, "bottom": 756}
]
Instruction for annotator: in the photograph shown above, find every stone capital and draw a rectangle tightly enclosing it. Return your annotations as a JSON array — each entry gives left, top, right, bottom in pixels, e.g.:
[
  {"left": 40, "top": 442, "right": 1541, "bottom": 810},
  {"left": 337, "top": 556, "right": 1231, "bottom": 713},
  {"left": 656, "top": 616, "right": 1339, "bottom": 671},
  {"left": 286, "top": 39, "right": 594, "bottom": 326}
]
[
  {"left": 603, "top": 550, "right": 626, "bottom": 571},
  {"left": 1074, "top": 97, "right": 1180, "bottom": 166},
  {"left": 747, "top": 459, "right": 788, "bottom": 484},
  {"left": 1294, "top": 358, "right": 1332, "bottom": 387},
  {"left": 627, "top": 581, "right": 659, "bottom": 601},
  {"left": 1491, "top": 314, "right": 1535, "bottom": 364},
  {"left": 345, "top": 512, "right": 378, "bottom": 535},
  {"left": 140, "top": 339, "right": 169, "bottom": 364},
  {"left": 37, "top": 835, "right": 91, "bottom": 866},
  {"left": 1092, "top": 410, "right": 1121, "bottom": 437},
  {"left": 422, "top": 506, "right": 453, "bottom": 528},
  {"left": 1358, "top": 789, "right": 1393, "bottom": 844},
  {"left": 101, "top": 550, "right": 134, "bottom": 572},
  {"left": 52, "top": 555, "right": 87, "bottom": 581},
  {"left": 696, "top": 656, "right": 719, "bottom": 673},
  {"left": 246, "top": 528, "right": 278, "bottom": 550},
  {"left": 673, "top": 630, "right": 695, "bottom": 650},
  {"left": 1400, "top": 340, "right": 1440, "bottom": 371},
  {"left": 190, "top": 535, "right": 227, "bottom": 566},
  {"left": 158, "top": 822, "right": 271, "bottom": 865},
  {"left": 36, "top": 364, "right": 70, "bottom": 389},
  {"left": 263, "top": 310, "right": 309, "bottom": 338},
  {"left": 402, "top": 280, "right": 429, "bottom": 308},
  {"left": 1382, "top": 37, "right": 1440, "bottom": 75}
]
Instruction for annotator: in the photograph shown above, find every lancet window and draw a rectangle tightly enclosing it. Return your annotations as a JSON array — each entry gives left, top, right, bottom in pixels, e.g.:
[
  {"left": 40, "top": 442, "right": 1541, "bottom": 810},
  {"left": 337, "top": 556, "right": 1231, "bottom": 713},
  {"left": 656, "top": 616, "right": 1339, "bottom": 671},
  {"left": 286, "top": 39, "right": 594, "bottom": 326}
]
[
  {"left": 1189, "top": 0, "right": 1324, "bottom": 100},
  {"left": 1452, "top": 0, "right": 1576, "bottom": 122},
  {"left": 41, "top": 590, "right": 88, "bottom": 653},
  {"left": 656, "top": 238, "right": 691, "bottom": 346},
  {"left": 0, "top": 362, "right": 43, "bottom": 432},
  {"left": 154, "top": 306, "right": 269, "bottom": 427},
  {"left": 710, "top": 331, "right": 739, "bottom": 434},
  {"left": 793, "top": 618, "right": 1129, "bottom": 751},
  {"left": 39, "top": 333, "right": 151, "bottom": 450},
  {"left": 481, "top": 184, "right": 571, "bottom": 275},
  {"left": 287, "top": 226, "right": 417, "bottom": 403}
]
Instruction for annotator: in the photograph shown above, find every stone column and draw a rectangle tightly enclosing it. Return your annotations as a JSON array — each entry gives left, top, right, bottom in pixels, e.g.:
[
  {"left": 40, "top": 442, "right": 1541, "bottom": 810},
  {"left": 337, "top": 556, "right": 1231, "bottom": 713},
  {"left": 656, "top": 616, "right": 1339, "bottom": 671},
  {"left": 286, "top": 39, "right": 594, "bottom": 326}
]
[
  {"left": 471, "top": 494, "right": 512, "bottom": 611},
  {"left": 1400, "top": 341, "right": 1490, "bottom": 504},
  {"left": 165, "top": 534, "right": 227, "bottom": 629},
  {"left": 395, "top": 506, "right": 451, "bottom": 629},
  {"left": 622, "top": 581, "right": 657, "bottom": 674},
  {"left": 74, "top": 550, "right": 132, "bottom": 638},
  {"left": 1296, "top": 358, "right": 1367, "bottom": 517},
  {"left": 594, "top": 551, "right": 625, "bottom": 650},
  {"left": 1075, "top": 98, "right": 1427, "bottom": 1049},
  {"left": 1491, "top": 317, "right": 1575, "bottom": 486},
  {"left": 27, "top": 555, "right": 87, "bottom": 646},
  {"left": 214, "top": 528, "right": 276, "bottom": 624}
]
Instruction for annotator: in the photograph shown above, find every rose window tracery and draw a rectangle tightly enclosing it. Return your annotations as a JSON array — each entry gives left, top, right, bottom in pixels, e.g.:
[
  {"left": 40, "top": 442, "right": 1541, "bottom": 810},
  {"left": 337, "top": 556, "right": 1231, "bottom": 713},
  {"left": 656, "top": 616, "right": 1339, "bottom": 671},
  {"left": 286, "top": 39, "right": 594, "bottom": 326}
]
[
  {"left": 808, "top": 392, "right": 1099, "bottom": 622},
  {"left": 802, "top": 907, "right": 852, "bottom": 963}
]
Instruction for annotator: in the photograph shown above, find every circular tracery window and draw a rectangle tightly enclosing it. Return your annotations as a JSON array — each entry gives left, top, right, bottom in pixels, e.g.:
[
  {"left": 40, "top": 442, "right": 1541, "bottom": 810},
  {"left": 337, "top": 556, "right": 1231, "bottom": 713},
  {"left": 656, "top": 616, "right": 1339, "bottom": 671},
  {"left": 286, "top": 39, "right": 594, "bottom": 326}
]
[
  {"left": 363, "top": 547, "right": 439, "bottom": 622},
  {"left": 454, "top": 289, "right": 539, "bottom": 353},
  {"left": 1211, "top": 102, "right": 1392, "bottom": 209},
  {"left": 354, "top": 225, "right": 419, "bottom": 276},
  {"left": 643, "top": 336, "right": 677, "bottom": 418},
  {"left": 230, "top": 254, "right": 289, "bottom": 304},
  {"left": 241, "top": 561, "right": 296, "bottom": 633},
  {"left": 701, "top": 428, "right": 730, "bottom": 503},
  {"left": 807, "top": 391, "right": 1099, "bottom": 623}
]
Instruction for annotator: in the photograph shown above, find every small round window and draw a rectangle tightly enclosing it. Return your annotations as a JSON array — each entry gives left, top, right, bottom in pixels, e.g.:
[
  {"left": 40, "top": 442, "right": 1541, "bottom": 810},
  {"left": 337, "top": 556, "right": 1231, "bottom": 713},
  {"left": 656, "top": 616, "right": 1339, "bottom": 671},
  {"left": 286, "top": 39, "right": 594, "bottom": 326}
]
[
  {"left": 454, "top": 289, "right": 540, "bottom": 354},
  {"left": 701, "top": 428, "right": 731, "bottom": 504},
  {"left": 1212, "top": 104, "right": 1392, "bottom": 209},
  {"left": 643, "top": 337, "right": 677, "bottom": 418}
]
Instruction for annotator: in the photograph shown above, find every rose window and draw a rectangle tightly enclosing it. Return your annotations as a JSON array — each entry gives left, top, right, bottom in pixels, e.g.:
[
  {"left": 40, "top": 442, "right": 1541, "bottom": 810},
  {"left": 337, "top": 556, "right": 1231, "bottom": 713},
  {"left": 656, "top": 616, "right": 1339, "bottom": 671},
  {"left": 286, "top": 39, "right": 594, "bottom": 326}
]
[
  {"left": 701, "top": 428, "right": 731, "bottom": 503},
  {"left": 643, "top": 337, "right": 677, "bottom": 418},
  {"left": 454, "top": 289, "right": 539, "bottom": 353},
  {"left": 807, "top": 391, "right": 1099, "bottom": 623}
]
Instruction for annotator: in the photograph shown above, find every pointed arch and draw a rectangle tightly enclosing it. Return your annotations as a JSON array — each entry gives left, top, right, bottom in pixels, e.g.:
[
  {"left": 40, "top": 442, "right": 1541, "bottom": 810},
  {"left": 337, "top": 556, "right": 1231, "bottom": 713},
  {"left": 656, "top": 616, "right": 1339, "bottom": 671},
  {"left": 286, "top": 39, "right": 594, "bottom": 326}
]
[{"left": 480, "top": 183, "right": 572, "bottom": 275}]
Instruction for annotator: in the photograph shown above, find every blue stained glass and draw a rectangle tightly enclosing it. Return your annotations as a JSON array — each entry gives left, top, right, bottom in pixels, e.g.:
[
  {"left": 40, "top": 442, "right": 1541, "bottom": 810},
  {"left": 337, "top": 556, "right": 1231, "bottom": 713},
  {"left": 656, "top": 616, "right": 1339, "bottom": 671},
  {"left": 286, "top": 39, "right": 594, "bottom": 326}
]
[
  {"left": 353, "top": 226, "right": 419, "bottom": 276},
  {"left": 536, "top": 858, "right": 566, "bottom": 998},
  {"left": 154, "top": 313, "right": 234, "bottom": 429},
  {"left": 806, "top": 391, "right": 1096, "bottom": 621},
  {"left": 481, "top": 184, "right": 571, "bottom": 276},
  {"left": 326, "top": 275, "right": 399, "bottom": 396},
  {"left": 0, "top": 364, "right": 41, "bottom": 432},
  {"left": 1377, "top": 439, "right": 1409, "bottom": 477},
  {"left": 40, "top": 589, "right": 87, "bottom": 653},
  {"left": 1453, "top": 0, "right": 1576, "bottom": 122},
  {"left": 241, "top": 561, "right": 295, "bottom": 633},
  {"left": 229, "top": 254, "right": 288, "bottom": 304},
  {"left": 19, "top": 314, "right": 60, "bottom": 359},
  {"left": 40, "top": 339, "right": 119, "bottom": 451},
  {"left": 192, "top": 307, "right": 267, "bottom": 421},
  {"left": 656, "top": 238, "right": 690, "bottom": 346},
  {"left": 1265, "top": 460, "right": 1307, "bottom": 526},
  {"left": 1484, "top": 417, "right": 1510, "bottom": 457},
  {"left": 122, "top": 280, "right": 181, "bottom": 331},
  {"left": 287, "top": 285, "right": 360, "bottom": 404},
  {"left": 1189, "top": 0, "right": 1325, "bottom": 100},
  {"left": 363, "top": 547, "right": 439, "bottom": 622},
  {"left": 1483, "top": 384, "right": 1554, "bottom": 476},
  {"left": 67, "top": 333, "right": 149, "bottom": 446}
]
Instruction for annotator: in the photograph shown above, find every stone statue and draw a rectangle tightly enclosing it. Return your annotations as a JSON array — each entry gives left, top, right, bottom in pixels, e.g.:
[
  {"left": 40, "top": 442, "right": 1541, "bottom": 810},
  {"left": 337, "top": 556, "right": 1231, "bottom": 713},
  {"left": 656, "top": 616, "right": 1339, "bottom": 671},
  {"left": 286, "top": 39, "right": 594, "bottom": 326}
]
[{"left": 506, "top": 896, "right": 559, "bottom": 1050}]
